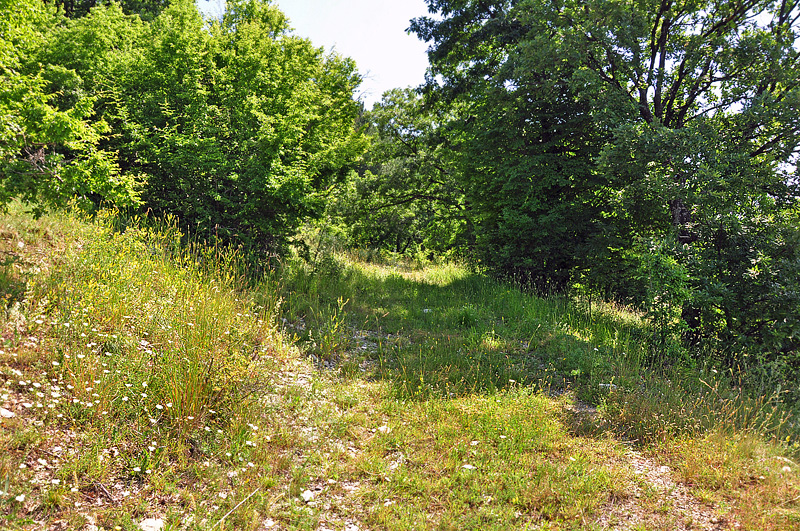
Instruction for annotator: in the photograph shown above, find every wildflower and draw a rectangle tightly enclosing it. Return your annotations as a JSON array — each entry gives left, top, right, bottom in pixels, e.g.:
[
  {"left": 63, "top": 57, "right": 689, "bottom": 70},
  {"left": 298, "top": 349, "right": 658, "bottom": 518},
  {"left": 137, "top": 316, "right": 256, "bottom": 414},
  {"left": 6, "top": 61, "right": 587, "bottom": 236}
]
[
  {"left": 15, "top": 494, "right": 25, "bottom": 502},
  {"left": 122, "top": 397, "right": 129, "bottom": 402},
  {"left": 133, "top": 467, "right": 141, "bottom": 472},
  {"left": 156, "top": 404, "right": 163, "bottom": 410}
]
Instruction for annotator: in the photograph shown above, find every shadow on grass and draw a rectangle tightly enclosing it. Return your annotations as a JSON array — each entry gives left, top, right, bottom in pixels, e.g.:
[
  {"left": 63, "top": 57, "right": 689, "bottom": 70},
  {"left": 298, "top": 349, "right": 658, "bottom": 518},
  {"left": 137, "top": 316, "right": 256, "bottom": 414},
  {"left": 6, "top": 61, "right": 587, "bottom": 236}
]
[{"left": 275, "top": 257, "right": 649, "bottom": 404}]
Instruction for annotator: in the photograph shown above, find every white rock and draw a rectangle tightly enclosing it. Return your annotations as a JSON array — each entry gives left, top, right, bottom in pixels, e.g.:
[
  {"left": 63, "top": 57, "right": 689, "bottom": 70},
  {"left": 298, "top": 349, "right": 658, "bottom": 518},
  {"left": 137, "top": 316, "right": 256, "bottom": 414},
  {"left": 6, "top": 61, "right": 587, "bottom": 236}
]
[
  {"left": 139, "top": 518, "right": 164, "bottom": 531},
  {"left": 301, "top": 489, "right": 314, "bottom": 502},
  {"left": 0, "top": 408, "right": 14, "bottom": 418},
  {"left": 377, "top": 425, "right": 391, "bottom": 434},
  {"left": 462, "top": 464, "right": 476, "bottom": 470}
]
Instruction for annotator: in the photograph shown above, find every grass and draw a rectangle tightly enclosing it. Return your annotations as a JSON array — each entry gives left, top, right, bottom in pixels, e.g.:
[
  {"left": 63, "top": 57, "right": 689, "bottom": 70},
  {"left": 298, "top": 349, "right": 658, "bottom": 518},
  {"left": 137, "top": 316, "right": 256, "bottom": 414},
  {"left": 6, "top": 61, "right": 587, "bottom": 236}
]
[{"left": 0, "top": 203, "right": 798, "bottom": 529}]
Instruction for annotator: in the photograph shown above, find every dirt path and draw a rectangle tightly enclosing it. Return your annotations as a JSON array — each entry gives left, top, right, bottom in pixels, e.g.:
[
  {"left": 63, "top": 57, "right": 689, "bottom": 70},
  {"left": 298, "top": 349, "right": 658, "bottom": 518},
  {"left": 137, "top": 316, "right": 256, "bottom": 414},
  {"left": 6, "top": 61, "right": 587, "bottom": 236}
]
[{"left": 594, "top": 450, "right": 735, "bottom": 530}]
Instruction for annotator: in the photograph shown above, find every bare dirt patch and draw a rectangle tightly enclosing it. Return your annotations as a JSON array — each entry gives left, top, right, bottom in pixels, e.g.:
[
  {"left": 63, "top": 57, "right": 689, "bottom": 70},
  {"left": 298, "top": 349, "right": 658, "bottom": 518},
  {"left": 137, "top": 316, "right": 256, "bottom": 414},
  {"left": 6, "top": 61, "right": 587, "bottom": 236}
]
[{"left": 596, "top": 450, "right": 737, "bottom": 530}]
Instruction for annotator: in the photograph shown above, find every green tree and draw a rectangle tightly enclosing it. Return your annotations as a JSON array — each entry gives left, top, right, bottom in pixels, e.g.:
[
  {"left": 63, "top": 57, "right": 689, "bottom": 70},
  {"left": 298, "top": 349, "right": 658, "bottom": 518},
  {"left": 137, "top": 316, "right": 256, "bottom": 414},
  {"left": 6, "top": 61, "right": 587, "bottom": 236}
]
[
  {"left": 411, "top": 0, "right": 800, "bottom": 356},
  {"left": 36, "top": 0, "right": 367, "bottom": 252},
  {"left": 0, "top": 0, "right": 139, "bottom": 213},
  {"left": 335, "top": 88, "right": 468, "bottom": 256}
]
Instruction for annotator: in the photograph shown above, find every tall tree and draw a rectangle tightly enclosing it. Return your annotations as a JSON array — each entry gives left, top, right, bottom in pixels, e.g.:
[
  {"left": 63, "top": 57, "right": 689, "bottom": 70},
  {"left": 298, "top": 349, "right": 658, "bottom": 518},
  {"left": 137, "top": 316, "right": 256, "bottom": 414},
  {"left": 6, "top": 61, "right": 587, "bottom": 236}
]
[
  {"left": 411, "top": 0, "right": 800, "bottom": 357},
  {"left": 36, "top": 0, "right": 368, "bottom": 251}
]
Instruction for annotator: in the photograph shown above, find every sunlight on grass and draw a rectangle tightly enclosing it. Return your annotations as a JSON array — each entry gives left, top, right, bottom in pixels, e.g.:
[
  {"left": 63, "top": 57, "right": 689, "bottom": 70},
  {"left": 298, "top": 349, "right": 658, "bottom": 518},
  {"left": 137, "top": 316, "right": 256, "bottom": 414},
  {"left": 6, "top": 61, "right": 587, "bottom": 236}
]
[{"left": 0, "top": 205, "right": 798, "bottom": 530}]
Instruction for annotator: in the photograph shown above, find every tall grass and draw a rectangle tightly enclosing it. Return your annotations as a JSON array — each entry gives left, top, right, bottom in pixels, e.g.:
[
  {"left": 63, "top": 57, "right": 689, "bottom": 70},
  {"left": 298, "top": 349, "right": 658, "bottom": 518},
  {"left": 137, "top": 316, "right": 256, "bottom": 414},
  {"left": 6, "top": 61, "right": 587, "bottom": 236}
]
[
  {"left": 1, "top": 207, "right": 294, "bottom": 528},
  {"left": 1, "top": 206, "right": 798, "bottom": 529}
]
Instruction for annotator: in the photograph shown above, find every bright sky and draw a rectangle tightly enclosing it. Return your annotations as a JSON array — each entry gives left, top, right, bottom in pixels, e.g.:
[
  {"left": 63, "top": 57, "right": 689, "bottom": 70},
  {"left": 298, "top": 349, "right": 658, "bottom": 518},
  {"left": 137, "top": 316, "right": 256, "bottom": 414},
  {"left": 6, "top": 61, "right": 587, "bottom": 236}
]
[{"left": 198, "top": 0, "right": 432, "bottom": 108}]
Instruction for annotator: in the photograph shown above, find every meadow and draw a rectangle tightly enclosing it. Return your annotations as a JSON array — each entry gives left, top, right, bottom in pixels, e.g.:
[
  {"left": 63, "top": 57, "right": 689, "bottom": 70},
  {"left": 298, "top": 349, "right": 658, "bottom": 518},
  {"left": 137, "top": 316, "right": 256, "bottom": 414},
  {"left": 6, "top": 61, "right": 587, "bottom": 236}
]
[{"left": 0, "top": 204, "right": 798, "bottom": 530}]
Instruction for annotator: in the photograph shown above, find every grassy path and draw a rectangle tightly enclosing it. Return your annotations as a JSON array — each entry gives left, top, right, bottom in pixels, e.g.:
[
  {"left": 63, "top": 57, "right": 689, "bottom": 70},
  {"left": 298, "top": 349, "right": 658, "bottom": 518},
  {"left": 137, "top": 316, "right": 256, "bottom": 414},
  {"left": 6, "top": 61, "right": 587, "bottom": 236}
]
[{"left": 0, "top": 207, "right": 798, "bottom": 530}]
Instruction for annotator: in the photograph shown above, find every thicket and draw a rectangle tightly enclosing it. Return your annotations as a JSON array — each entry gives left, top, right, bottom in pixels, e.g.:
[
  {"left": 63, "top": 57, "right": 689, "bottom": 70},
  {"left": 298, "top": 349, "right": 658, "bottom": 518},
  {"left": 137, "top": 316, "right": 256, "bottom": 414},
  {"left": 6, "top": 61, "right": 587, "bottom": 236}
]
[{"left": 1, "top": 0, "right": 366, "bottom": 252}]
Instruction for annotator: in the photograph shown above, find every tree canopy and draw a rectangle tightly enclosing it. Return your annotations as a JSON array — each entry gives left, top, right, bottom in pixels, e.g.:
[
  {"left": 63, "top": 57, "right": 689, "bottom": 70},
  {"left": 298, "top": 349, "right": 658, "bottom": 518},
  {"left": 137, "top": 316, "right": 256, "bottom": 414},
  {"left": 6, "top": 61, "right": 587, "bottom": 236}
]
[
  {"left": 402, "top": 0, "right": 800, "bottom": 360},
  {"left": 2, "top": 0, "right": 367, "bottom": 250}
]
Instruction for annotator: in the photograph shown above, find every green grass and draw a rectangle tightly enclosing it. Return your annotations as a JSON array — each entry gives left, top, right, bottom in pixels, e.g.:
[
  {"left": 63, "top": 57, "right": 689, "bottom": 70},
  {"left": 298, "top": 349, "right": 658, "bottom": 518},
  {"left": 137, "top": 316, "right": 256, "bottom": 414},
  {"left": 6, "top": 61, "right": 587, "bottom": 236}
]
[
  {"left": 0, "top": 204, "right": 798, "bottom": 529},
  {"left": 279, "top": 251, "right": 797, "bottom": 445}
]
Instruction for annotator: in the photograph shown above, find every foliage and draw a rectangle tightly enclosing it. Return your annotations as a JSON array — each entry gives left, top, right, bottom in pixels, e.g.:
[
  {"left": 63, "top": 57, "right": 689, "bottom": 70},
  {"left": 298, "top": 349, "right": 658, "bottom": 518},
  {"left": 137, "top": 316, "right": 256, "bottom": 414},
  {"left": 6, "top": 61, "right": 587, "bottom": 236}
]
[
  {"left": 410, "top": 0, "right": 800, "bottom": 362},
  {"left": 0, "top": 0, "right": 140, "bottom": 214},
  {"left": 52, "top": 0, "right": 168, "bottom": 20},
  {"left": 333, "top": 89, "right": 469, "bottom": 256},
  {"left": 9, "top": 0, "right": 366, "bottom": 252}
]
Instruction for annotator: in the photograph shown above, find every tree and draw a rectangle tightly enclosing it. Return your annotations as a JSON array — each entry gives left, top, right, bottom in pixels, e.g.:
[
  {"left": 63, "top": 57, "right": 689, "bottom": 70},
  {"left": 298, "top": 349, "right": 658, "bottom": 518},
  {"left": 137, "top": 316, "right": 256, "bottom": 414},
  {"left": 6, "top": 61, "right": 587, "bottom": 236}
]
[
  {"left": 334, "top": 88, "right": 469, "bottom": 255},
  {"left": 0, "top": 0, "right": 139, "bottom": 213},
  {"left": 35, "top": 0, "right": 368, "bottom": 252},
  {"left": 411, "top": 0, "right": 800, "bottom": 357}
]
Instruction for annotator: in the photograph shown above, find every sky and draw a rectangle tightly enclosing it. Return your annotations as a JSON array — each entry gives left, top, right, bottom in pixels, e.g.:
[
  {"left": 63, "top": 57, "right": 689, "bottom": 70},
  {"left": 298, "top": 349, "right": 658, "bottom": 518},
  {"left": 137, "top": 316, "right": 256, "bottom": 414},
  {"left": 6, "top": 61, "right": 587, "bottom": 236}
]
[{"left": 198, "top": 0, "right": 433, "bottom": 107}]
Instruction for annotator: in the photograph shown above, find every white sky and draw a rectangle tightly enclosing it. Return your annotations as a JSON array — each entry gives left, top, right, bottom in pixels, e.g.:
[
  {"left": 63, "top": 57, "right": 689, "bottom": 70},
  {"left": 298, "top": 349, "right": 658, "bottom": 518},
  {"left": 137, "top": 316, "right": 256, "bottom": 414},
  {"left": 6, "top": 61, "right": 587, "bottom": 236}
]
[{"left": 198, "top": 0, "right": 432, "bottom": 108}]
